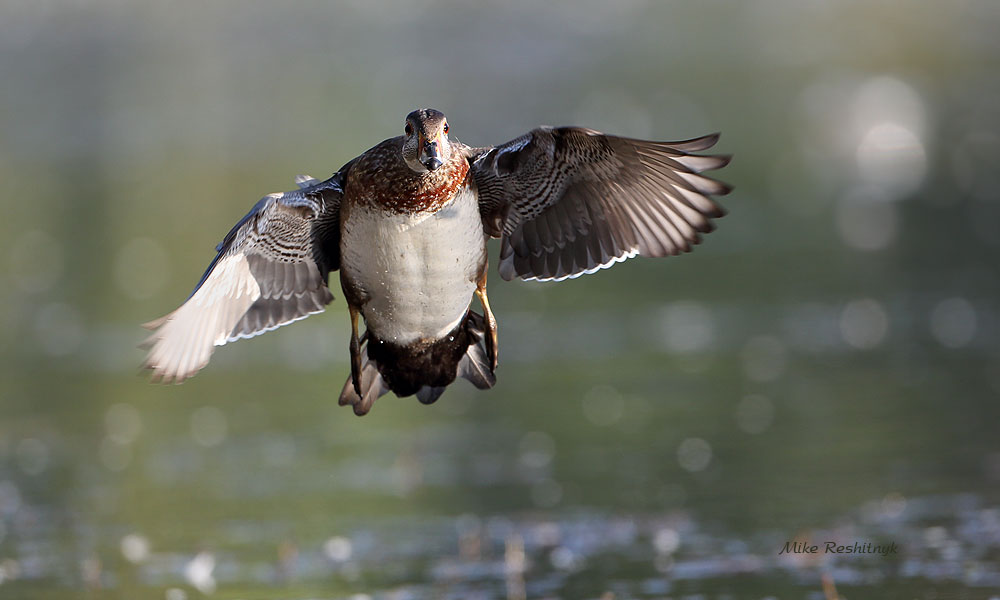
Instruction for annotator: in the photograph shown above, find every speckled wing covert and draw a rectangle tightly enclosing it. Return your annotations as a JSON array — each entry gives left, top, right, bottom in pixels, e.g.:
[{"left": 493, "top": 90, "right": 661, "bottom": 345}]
[
  {"left": 470, "top": 127, "right": 732, "bottom": 282},
  {"left": 141, "top": 173, "right": 346, "bottom": 383}
]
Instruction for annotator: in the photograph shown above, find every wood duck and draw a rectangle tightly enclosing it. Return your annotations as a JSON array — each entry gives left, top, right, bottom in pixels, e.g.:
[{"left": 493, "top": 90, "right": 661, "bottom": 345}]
[{"left": 142, "top": 108, "right": 731, "bottom": 415}]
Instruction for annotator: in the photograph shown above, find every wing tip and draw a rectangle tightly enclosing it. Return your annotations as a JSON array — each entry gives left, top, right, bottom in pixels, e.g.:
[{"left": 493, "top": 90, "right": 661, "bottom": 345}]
[
  {"left": 141, "top": 361, "right": 186, "bottom": 385},
  {"left": 141, "top": 313, "right": 171, "bottom": 331},
  {"left": 712, "top": 154, "right": 733, "bottom": 171},
  {"left": 664, "top": 131, "right": 724, "bottom": 153},
  {"left": 141, "top": 349, "right": 206, "bottom": 385},
  {"left": 295, "top": 174, "right": 319, "bottom": 189},
  {"left": 701, "top": 131, "right": 721, "bottom": 147}
]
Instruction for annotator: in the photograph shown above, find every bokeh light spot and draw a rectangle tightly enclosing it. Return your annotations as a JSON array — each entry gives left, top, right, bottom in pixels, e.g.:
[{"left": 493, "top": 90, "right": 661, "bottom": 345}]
[
  {"left": 518, "top": 431, "right": 555, "bottom": 469},
  {"left": 120, "top": 533, "right": 151, "bottom": 564},
  {"left": 323, "top": 536, "right": 353, "bottom": 562},
  {"left": 929, "top": 298, "right": 977, "bottom": 348},
  {"left": 190, "top": 406, "right": 228, "bottom": 447},
  {"left": 659, "top": 301, "right": 715, "bottom": 354},
  {"left": 164, "top": 588, "right": 187, "bottom": 600},
  {"left": 849, "top": 76, "right": 929, "bottom": 199},
  {"left": 105, "top": 403, "right": 143, "bottom": 445},
  {"left": 652, "top": 527, "right": 680, "bottom": 554},
  {"left": 856, "top": 122, "right": 926, "bottom": 197},
  {"left": 851, "top": 76, "right": 927, "bottom": 140},
  {"left": 677, "top": 437, "right": 712, "bottom": 472},
  {"left": 183, "top": 551, "right": 216, "bottom": 595},
  {"left": 840, "top": 298, "right": 889, "bottom": 349}
]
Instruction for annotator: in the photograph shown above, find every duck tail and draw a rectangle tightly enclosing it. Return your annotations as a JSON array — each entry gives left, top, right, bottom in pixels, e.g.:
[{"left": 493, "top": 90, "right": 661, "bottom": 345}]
[
  {"left": 408, "top": 311, "right": 497, "bottom": 406},
  {"left": 340, "top": 311, "right": 496, "bottom": 415}
]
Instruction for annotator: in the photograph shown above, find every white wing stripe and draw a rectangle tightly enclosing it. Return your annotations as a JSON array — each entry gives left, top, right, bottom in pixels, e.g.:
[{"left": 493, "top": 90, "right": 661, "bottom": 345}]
[{"left": 143, "top": 254, "right": 261, "bottom": 383}]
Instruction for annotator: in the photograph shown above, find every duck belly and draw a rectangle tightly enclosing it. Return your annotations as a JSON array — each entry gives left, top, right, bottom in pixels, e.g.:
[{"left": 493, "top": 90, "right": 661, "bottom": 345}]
[{"left": 340, "top": 185, "right": 486, "bottom": 345}]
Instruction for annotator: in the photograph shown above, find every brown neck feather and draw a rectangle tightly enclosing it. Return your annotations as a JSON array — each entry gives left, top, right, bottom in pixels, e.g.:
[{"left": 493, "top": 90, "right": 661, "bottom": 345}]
[{"left": 348, "top": 139, "right": 470, "bottom": 214}]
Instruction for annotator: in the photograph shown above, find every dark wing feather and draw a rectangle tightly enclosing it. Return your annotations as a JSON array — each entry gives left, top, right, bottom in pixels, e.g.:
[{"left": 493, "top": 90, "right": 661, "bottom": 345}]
[
  {"left": 141, "top": 171, "right": 348, "bottom": 383},
  {"left": 469, "top": 127, "right": 731, "bottom": 281}
]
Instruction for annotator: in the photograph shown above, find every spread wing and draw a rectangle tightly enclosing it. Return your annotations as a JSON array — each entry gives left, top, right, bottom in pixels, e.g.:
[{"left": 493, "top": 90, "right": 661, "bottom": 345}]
[
  {"left": 141, "top": 171, "right": 348, "bottom": 383},
  {"left": 470, "top": 127, "right": 731, "bottom": 282}
]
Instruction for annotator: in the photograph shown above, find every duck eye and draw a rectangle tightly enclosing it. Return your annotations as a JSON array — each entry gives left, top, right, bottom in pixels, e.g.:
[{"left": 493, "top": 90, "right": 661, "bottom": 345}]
[
  {"left": 405, "top": 122, "right": 413, "bottom": 136},
  {"left": 443, "top": 123, "right": 449, "bottom": 134}
]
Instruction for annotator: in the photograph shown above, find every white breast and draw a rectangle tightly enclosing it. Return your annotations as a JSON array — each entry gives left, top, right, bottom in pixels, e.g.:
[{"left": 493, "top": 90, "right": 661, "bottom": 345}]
[{"left": 341, "top": 184, "right": 486, "bottom": 345}]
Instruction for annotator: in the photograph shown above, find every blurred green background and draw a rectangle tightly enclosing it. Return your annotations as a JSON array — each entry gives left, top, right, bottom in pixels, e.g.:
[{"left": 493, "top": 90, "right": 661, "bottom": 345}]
[{"left": 1, "top": 1, "right": 999, "bottom": 598}]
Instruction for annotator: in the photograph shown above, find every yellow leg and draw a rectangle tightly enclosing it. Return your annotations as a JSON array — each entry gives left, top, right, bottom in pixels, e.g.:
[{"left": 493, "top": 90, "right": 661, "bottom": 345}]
[
  {"left": 349, "top": 304, "right": 363, "bottom": 397},
  {"left": 475, "top": 278, "right": 498, "bottom": 372}
]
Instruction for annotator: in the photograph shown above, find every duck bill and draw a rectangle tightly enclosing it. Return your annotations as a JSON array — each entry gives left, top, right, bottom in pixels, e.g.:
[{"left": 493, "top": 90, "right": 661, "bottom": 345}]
[{"left": 419, "top": 134, "right": 443, "bottom": 171}]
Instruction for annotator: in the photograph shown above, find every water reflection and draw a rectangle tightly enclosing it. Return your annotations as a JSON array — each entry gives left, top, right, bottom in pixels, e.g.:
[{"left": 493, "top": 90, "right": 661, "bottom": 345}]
[{"left": 5, "top": 476, "right": 998, "bottom": 597}]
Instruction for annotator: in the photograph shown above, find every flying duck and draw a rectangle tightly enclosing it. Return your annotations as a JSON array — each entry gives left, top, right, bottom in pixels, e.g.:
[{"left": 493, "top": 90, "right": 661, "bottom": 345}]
[{"left": 142, "top": 108, "right": 731, "bottom": 415}]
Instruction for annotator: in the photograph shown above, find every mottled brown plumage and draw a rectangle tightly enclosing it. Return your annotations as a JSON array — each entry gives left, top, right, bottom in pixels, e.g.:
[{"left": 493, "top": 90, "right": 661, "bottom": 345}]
[
  {"left": 346, "top": 136, "right": 470, "bottom": 214},
  {"left": 142, "top": 108, "right": 731, "bottom": 415}
]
